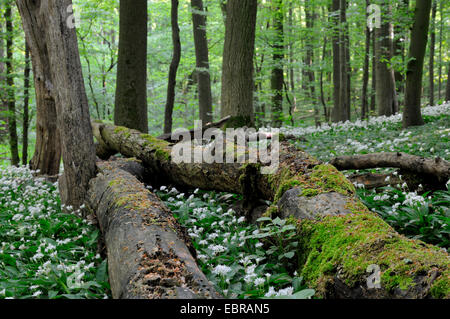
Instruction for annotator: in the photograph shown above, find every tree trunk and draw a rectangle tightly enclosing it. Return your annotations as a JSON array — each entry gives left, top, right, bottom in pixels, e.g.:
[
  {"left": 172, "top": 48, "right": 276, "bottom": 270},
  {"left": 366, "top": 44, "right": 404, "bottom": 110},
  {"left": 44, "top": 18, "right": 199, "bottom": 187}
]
[
  {"left": 361, "top": 0, "right": 371, "bottom": 120},
  {"left": 437, "top": 0, "right": 443, "bottom": 100},
  {"left": 375, "top": 3, "right": 398, "bottom": 117},
  {"left": 305, "top": 0, "right": 319, "bottom": 126},
  {"left": 87, "top": 158, "right": 220, "bottom": 299},
  {"left": 330, "top": 0, "right": 341, "bottom": 122},
  {"left": 271, "top": 0, "right": 284, "bottom": 128},
  {"left": 164, "top": 0, "right": 181, "bottom": 134},
  {"left": 330, "top": 152, "right": 450, "bottom": 185},
  {"left": 22, "top": 42, "right": 30, "bottom": 166},
  {"left": 17, "top": 2, "right": 61, "bottom": 176},
  {"left": 220, "top": 0, "right": 257, "bottom": 128},
  {"left": 428, "top": 0, "right": 436, "bottom": 106},
  {"left": 114, "top": 0, "right": 148, "bottom": 133},
  {"left": 92, "top": 122, "right": 450, "bottom": 299},
  {"left": 370, "top": 30, "right": 376, "bottom": 113},
  {"left": 17, "top": 0, "right": 97, "bottom": 209},
  {"left": 403, "top": 0, "right": 432, "bottom": 128},
  {"left": 446, "top": 63, "right": 450, "bottom": 102},
  {"left": 191, "top": 0, "right": 213, "bottom": 124},
  {"left": 4, "top": 3, "right": 19, "bottom": 166}
]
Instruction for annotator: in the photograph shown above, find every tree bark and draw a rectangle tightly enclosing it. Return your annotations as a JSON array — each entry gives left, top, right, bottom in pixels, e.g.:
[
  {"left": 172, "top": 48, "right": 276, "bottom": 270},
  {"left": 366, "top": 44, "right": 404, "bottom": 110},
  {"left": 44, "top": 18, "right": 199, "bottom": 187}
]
[
  {"left": 220, "top": 0, "right": 257, "bottom": 128},
  {"left": 370, "top": 30, "right": 376, "bottom": 113},
  {"left": 22, "top": 42, "right": 30, "bottom": 166},
  {"left": 16, "top": 0, "right": 61, "bottom": 176},
  {"left": 114, "top": 0, "right": 148, "bottom": 133},
  {"left": 446, "top": 63, "right": 450, "bottom": 102},
  {"left": 4, "top": 3, "right": 20, "bottom": 166},
  {"left": 330, "top": 152, "right": 450, "bottom": 184},
  {"left": 375, "top": 3, "right": 398, "bottom": 117},
  {"left": 271, "top": 0, "right": 284, "bottom": 127},
  {"left": 17, "top": 0, "right": 97, "bottom": 209},
  {"left": 87, "top": 158, "right": 220, "bottom": 299},
  {"left": 403, "top": 0, "right": 432, "bottom": 128},
  {"left": 429, "top": 0, "right": 436, "bottom": 106},
  {"left": 91, "top": 122, "right": 450, "bottom": 299},
  {"left": 361, "top": 0, "right": 370, "bottom": 120},
  {"left": 191, "top": 0, "right": 213, "bottom": 124},
  {"left": 164, "top": 0, "right": 181, "bottom": 134}
]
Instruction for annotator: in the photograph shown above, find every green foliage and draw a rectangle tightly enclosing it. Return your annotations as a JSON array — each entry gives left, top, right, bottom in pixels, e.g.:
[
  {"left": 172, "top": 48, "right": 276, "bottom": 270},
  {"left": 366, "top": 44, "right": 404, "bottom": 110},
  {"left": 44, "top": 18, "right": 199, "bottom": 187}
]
[
  {"left": 156, "top": 187, "right": 315, "bottom": 299},
  {"left": 0, "top": 166, "right": 111, "bottom": 299}
]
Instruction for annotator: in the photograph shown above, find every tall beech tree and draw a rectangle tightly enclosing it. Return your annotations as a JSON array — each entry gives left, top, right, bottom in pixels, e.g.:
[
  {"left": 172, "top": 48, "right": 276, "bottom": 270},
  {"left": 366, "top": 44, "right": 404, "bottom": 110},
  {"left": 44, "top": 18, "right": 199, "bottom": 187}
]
[
  {"left": 403, "top": 0, "right": 432, "bottom": 128},
  {"left": 17, "top": 0, "right": 97, "bottom": 208},
  {"left": 331, "top": 0, "right": 350, "bottom": 123},
  {"left": 446, "top": 63, "right": 450, "bottom": 102},
  {"left": 271, "top": 0, "right": 284, "bottom": 127},
  {"left": 375, "top": 2, "right": 398, "bottom": 117},
  {"left": 114, "top": 0, "right": 148, "bottom": 133},
  {"left": 4, "top": 2, "right": 19, "bottom": 166},
  {"left": 164, "top": 0, "right": 181, "bottom": 134},
  {"left": 191, "top": 0, "right": 213, "bottom": 124},
  {"left": 220, "top": 0, "right": 258, "bottom": 128}
]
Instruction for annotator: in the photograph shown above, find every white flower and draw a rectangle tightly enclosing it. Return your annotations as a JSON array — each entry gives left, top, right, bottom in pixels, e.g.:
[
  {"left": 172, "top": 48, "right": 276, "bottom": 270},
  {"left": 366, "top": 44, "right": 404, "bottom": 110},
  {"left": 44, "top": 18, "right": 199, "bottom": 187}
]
[
  {"left": 212, "top": 265, "right": 232, "bottom": 276},
  {"left": 254, "top": 278, "right": 265, "bottom": 286}
]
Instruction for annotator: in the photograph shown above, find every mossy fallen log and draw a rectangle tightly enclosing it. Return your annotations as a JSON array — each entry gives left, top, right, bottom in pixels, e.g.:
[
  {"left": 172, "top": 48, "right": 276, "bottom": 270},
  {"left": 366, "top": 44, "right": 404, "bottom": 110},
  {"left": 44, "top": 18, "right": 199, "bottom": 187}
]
[
  {"left": 91, "top": 122, "right": 450, "bottom": 299},
  {"left": 86, "top": 158, "right": 220, "bottom": 299}
]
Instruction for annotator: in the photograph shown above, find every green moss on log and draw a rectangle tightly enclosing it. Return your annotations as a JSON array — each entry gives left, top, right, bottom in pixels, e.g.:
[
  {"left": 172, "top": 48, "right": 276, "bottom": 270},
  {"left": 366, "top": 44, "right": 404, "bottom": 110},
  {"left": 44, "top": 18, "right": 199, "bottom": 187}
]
[
  {"left": 295, "top": 207, "right": 450, "bottom": 298},
  {"left": 140, "top": 134, "right": 171, "bottom": 161}
]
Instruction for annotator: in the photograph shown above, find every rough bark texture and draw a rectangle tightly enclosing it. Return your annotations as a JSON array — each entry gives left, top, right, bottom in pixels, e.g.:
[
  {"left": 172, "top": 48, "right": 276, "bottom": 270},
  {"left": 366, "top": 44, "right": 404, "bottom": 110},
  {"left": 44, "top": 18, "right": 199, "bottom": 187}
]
[
  {"left": 361, "top": 0, "right": 371, "bottom": 120},
  {"left": 87, "top": 159, "right": 220, "bottom": 299},
  {"left": 375, "top": 3, "right": 398, "bottom": 117},
  {"left": 4, "top": 4, "right": 19, "bottom": 166},
  {"left": 114, "top": 0, "right": 148, "bottom": 133},
  {"left": 220, "top": 0, "right": 257, "bottom": 128},
  {"left": 92, "top": 122, "right": 450, "bottom": 299},
  {"left": 191, "top": 0, "right": 213, "bottom": 124},
  {"left": 16, "top": 0, "right": 62, "bottom": 175},
  {"left": 17, "top": 0, "right": 97, "bottom": 208},
  {"left": 403, "top": 0, "right": 432, "bottom": 128},
  {"left": 164, "top": 0, "right": 181, "bottom": 134},
  {"left": 330, "top": 152, "right": 450, "bottom": 184}
]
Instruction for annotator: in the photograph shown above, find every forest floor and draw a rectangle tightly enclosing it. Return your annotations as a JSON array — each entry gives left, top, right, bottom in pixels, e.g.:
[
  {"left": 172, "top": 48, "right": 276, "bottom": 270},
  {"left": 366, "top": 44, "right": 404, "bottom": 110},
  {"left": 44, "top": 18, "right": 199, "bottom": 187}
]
[{"left": 0, "top": 102, "right": 448, "bottom": 299}]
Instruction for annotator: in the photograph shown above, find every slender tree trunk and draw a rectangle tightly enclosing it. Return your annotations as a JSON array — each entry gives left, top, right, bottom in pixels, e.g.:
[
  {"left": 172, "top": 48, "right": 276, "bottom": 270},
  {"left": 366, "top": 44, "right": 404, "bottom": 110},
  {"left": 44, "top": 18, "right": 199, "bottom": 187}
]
[
  {"left": 271, "top": 0, "right": 284, "bottom": 127},
  {"left": 191, "top": 0, "right": 213, "bottom": 124},
  {"left": 220, "top": 0, "right": 257, "bottom": 128},
  {"left": 361, "top": 0, "right": 371, "bottom": 120},
  {"left": 22, "top": 42, "right": 30, "bottom": 166},
  {"left": 164, "top": 0, "right": 182, "bottom": 134},
  {"left": 375, "top": 3, "right": 398, "bottom": 117},
  {"left": 114, "top": 0, "right": 148, "bottom": 133},
  {"left": 330, "top": 0, "right": 341, "bottom": 122},
  {"left": 288, "top": 3, "right": 297, "bottom": 119},
  {"left": 446, "top": 63, "right": 450, "bottom": 102},
  {"left": 403, "top": 0, "right": 432, "bottom": 128},
  {"left": 338, "top": 0, "right": 350, "bottom": 121},
  {"left": 4, "top": 3, "right": 19, "bottom": 166},
  {"left": 370, "top": 30, "right": 376, "bottom": 113},
  {"left": 428, "top": 0, "right": 436, "bottom": 106},
  {"left": 0, "top": 18, "right": 7, "bottom": 142},
  {"left": 305, "top": 0, "right": 319, "bottom": 126},
  {"left": 17, "top": 0, "right": 97, "bottom": 209},
  {"left": 437, "top": 0, "right": 443, "bottom": 100}
]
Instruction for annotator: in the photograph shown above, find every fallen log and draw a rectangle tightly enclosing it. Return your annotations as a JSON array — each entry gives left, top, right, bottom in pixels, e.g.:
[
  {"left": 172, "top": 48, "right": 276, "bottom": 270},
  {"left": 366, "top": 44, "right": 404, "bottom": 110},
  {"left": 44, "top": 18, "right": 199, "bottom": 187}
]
[
  {"left": 87, "top": 158, "right": 220, "bottom": 299},
  {"left": 91, "top": 122, "right": 450, "bottom": 299},
  {"left": 157, "top": 116, "right": 232, "bottom": 142},
  {"left": 330, "top": 153, "right": 450, "bottom": 185},
  {"left": 347, "top": 172, "right": 402, "bottom": 190}
]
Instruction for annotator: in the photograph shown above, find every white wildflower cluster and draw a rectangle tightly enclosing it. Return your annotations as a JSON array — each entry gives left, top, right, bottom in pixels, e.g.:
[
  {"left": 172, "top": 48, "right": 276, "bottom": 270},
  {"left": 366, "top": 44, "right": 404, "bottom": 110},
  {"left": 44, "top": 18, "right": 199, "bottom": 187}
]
[{"left": 0, "top": 165, "right": 110, "bottom": 299}]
